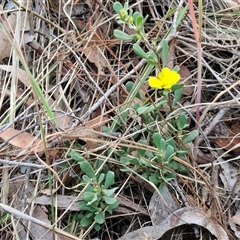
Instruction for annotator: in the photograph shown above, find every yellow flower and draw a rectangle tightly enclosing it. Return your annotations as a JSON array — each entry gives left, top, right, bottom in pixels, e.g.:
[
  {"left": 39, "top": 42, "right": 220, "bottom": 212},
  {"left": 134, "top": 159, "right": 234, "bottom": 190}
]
[{"left": 148, "top": 67, "right": 181, "bottom": 90}]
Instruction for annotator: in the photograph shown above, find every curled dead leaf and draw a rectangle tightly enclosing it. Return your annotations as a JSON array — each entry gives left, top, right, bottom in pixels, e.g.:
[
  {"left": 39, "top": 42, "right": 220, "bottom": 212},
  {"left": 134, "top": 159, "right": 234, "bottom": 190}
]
[{"left": 118, "top": 207, "right": 229, "bottom": 240}]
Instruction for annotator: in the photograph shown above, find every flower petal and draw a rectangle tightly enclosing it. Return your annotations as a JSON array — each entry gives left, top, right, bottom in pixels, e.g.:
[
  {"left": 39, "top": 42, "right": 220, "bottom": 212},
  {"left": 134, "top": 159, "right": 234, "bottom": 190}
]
[
  {"left": 158, "top": 67, "right": 171, "bottom": 80},
  {"left": 159, "top": 67, "right": 180, "bottom": 90},
  {"left": 148, "top": 76, "right": 164, "bottom": 89}
]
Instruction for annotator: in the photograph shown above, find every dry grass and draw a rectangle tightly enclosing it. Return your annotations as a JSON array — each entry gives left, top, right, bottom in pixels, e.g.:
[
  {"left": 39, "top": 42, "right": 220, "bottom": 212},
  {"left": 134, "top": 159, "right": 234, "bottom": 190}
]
[{"left": 0, "top": 0, "right": 240, "bottom": 239}]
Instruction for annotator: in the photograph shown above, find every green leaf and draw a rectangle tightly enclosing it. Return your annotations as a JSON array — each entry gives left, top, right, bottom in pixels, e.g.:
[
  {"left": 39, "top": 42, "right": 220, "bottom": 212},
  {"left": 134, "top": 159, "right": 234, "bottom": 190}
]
[
  {"left": 82, "top": 191, "right": 97, "bottom": 203},
  {"left": 161, "top": 39, "right": 168, "bottom": 67},
  {"left": 137, "top": 99, "right": 166, "bottom": 114},
  {"left": 87, "top": 202, "right": 99, "bottom": 211},
  {"left": 176, "top": 5, "right": 188, "bottom": 27},
  {"left": 120, "top": 156, "right": 130, "bottom": 164},
  {"left": 70, "top": 150, "right": 86, "bottom": 162},
  {"left": 129, "top": 158, "right": 140, "bottom": 165},
  {"left": 125, "top": 81, "right": 142, "bottom": 99},
  {"left": 147, "top": 51, "right": 158, "bottom": 65},
  {"left": 177, "top": 150, "right": 188, "bottom": 156},
  {"left": 183, "top": 130, "right": 198, "bottom": 144},
  {"left": 136, "top": 139, "right": 147, "bottom": 156},
  {"left": 102, "top": 187, "right": 118, "bottom": 197},
  {"left": 171, "top": 83, "right": 183, "bottom": 91},
  {"left": 179, "top": 164, "right": 189, "bottom": 173},
  {"left": 135, "top": 15, "right": 144, "bottom": 28},
  {"left": 139, "top": 157, "right": 151, "bottom": 167},
  {"left": 78, "top": 201, "right": 89, "bottom": 211},
  {"left": 172, "top": 87, "right": 183, "bottom": 106},
  {"left": 94, "top": 212, "right": 105, "bottom": 224},
  {"left": 164, "top": 145, "right": 175, "bottom": 163},
  {"left": 123, "top": 2, "right": 129, "bottom": 10},
  {"left": 80, "top": 217, "right": 91, "bottom": 227},
  {"left": 177, "top": 114, "right": 187, "bottom": 130},
  {"left": 80, "top": 161, "right": 96, "bottom": 179},
  {"left": 98, "top": 173, "right": 105, "bottom": 185},
  {"left": 153, "top": 133, "right": 166, "bottom": 152},
  {"left": 166, "top": 138, "right": 176, "bottom": 149},
  {"left": 29, "top": 74, "right": 56, "bottom": 125},
  {"left": 173, "top": 65, "right": 180, "bottom": 72},
  {"left": 104, "top": 171, "right": 115, "bottom": 188},
  {"left": 86, "top": 193, "right": 98, "bottom": 206},
  {"left": 114, "top": 149, "right": 127, "bottom": 157},
  {"left": 133, "top": 11, "right": 141, "bottom": 25},
  {"left": 125, "top": 81, "right": 134, "bottom": 93},
  {"left": 94, "top": 224, "right": 101, "bottom": 231},
  {"left": 104, "top": 196, "right": 118, "bottom": 205},
  {"left": 170, "top": 160, "right": 180, "bottom": 170},
  {"left": 82, "top": 175, "right": 92, "bottom": 183},
  {"left": 163, "top": 172, "right": 176, "bottom": 182},
  {"left": 133, "top": 43, "right": 148, "bottom": 59},
  {"left": 114, "top": 29, "right": 133, "bottom": 41},
  {"left": 86, "top": 212, "right": 94, "bottom": 218},
  {"left": 107, "top": 201, "right": 119, "bottom": 212},
  {"left": 145, "top": 150, "right": 154, "bottom": 158},
  {"left": 149, "top": 174, "right": 161, "bottom": 185},
  {"left": 113, "top": 2, "right": 123, "bottom": 13}
]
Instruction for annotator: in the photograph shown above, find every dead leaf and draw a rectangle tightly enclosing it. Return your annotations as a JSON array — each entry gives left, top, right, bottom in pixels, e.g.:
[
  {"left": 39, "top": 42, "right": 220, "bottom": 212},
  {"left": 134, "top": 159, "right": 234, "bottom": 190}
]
[
  {"left": 219, "top": 158, "right": 240, "bottom": 194},
  {"left": 63, "top": 126, "right": 99, "bottom": 149},
  {"left": 179, "top": 65, "right": 194, "bottom": 96},
  {"left": 195, "top": 149, "right": 213, "bottom": 163},
  {"left": 27, "top": 194, "right": 148, "bottom": 216},
  {"left": 76, "top": 8, "right": 117, "bottom": 83},
  {"left": 118, "top": 207, "right": 229, "bottom": 240},
  {"left": 0, "top": 128, "right": 44, "bottom": 152},
  {"left": 0, "top": 0, "right": 32, "bottom": 61},
  {"left": 232, "top": 215, "right": 240, "bottom": 226},
  {"left": 27, "top": 195, "right": 80, "bottom": 211},
  {"left": 149, "top": 186, "right": 178, "bottom": 225},
  {"left": 0, "top": 14, "right": 16, "bottom": 61},
  {"left": 8, "top": 180, "right": 75, "bottom": 240},
  {"left": 215, "top": 124, "right": 240, "bottom": 154},
  {"left": 166, "top": 38, "right": 176, "bottom": 69}
]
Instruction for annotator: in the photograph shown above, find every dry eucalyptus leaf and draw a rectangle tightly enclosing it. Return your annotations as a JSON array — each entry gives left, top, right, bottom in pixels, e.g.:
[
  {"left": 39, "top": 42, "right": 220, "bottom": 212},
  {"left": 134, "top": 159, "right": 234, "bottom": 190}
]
[
  {"left": 63, "top": 127, "right": 99, "bottom": 149},
  {"left": 166, "top": 38, "right": 176, "bottom": 69},
  {"left": 27, "top": 195, "right": 80, "bottom": 211},
  {"left": 219, "top": 159, "right": 240, "bottom": 194},
  {"left": 229, "top": 210, "right": 240, "bottom": 239},
  {"left": 9, "top": 180, "right": 74, "bottom": 240},
  {"left": 214, "top": 122, "right": 240, "bottom": 152},
  {"left": 0, "top": 127, "right": 44, "bottom": 152},
  {"left": 149, "top": 186, "right": 178, "bottom": 225},
  {"left": 118, "top": 207, "right": 229, "bottom": 240},
  {"left": 0, "top": 65, "right": 30, "bottom": 86},
  {"left": 0, "top": 14, "right": 16, "bottom": 61},
  {"left": 232, "top": 215, "right": 240, "bottom": 226},
  {"left": 179, "top": 65, "right": 194, "bottom": 96}
]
